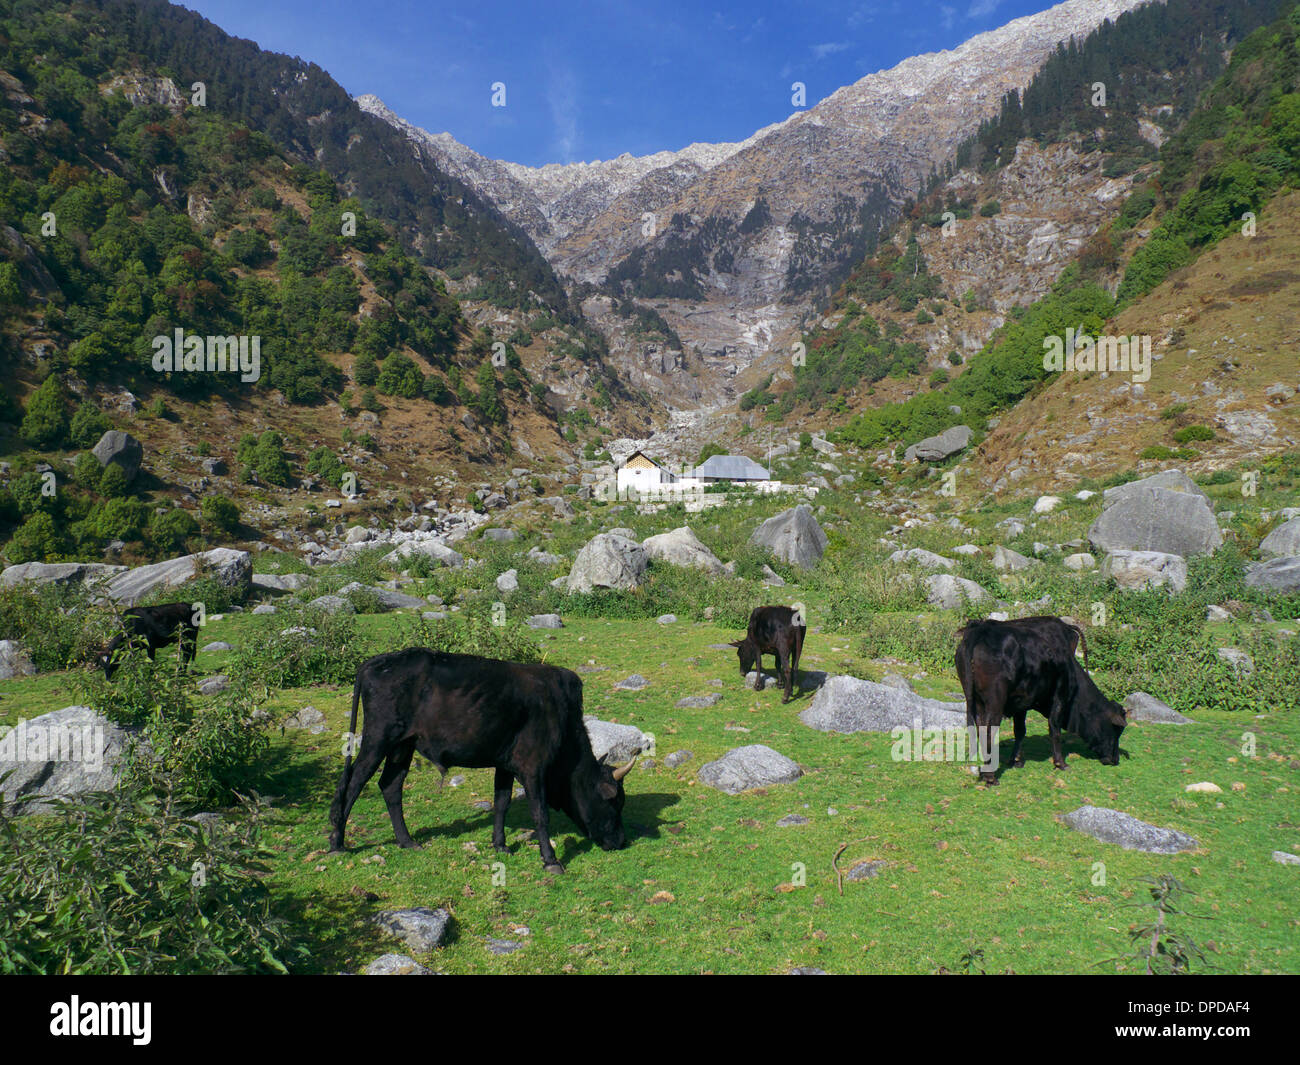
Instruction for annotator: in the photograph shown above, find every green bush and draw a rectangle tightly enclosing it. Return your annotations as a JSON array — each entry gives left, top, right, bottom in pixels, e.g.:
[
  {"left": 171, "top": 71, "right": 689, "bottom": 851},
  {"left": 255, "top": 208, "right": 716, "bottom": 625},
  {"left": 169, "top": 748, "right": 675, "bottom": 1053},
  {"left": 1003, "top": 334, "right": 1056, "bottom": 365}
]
[
  {"left": 1172, "top": 424, "right": 1215, "bottom": 444},
  {"left": 151, "top": 508, "right": 200, "bottom": 551},
  {"left": 20, "top": 376, "right": 67, "bottom": 448},
  {"left": 68, "top": 402, "right": 112, "bottom": 449},
  {"left": 0, "top": 583, "right": 112, "bottom": 670},
  {"left": 4, "top": 512, "right": 63, "bottom": 564},
  {"left": 97, "top": 462, "right": 130, "bottom": 498},
  {"left": 0, "top": 781, "right": 301, "bottom": 974},
  {"left": 202, "top": 494, "right": 240, "bottom": 534}
]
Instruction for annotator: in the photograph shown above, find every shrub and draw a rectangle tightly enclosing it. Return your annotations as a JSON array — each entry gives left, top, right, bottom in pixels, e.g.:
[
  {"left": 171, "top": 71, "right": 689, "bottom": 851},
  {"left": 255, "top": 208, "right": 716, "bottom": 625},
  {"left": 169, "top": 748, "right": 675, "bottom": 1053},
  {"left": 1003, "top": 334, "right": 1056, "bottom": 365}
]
[
  {"left": 98, "top": 462, "right": 130, "bottom": 498},
  {"left": 151, "top": 508, "right": 200, "bottom": 551},
  {"left": 0, "top": 781, "right": 302, "bottom": 974},
  {"left": 1172, "top": 424, "right": 1215, "bottom": 444},
  {"left": 20, "top": 375, "right": 67, "bottom": 448},
  {"left": 4, "top": 512, "right": 62, "bottom": 563},
  {"left": 0, "top": 583, "right": 112, "bottom": 670},
  {"left": 68, "top": 402, "right": 111, "bottom": 449},
  {"left": 201, "top": 495, "right": 240, "bottom": 534}
]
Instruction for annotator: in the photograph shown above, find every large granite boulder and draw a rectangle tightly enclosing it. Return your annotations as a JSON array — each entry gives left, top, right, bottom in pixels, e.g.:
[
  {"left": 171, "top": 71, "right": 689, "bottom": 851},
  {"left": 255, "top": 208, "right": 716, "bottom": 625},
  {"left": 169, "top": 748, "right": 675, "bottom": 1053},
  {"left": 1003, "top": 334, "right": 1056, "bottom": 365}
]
[
  {"left": 697, "top": 745, "right": 802, "bottom": 794},
  {"left": 1260, "top": 518, "right": 1300, "bottom": 559},
  {"left": 566, "top": 533, "right": 647, "bottom": 593},
  {"left": 1100, "top": 550, "right": 1188, "bottom": 593},
  {"left": 641, "top": 526, "right": 725, "bottom": 574},
  {"left": 904, "top": 425, "right": 972, "bottom": 463},
  {"left": 1089, "top": 472, "right": 1221, "bottom": 557},
  {"left": 92, "top": 430, "right": 144, "bottom": 483},
  {"left": 1, "top": 561, "right": 127, "bottom": 591},
  {"left": 923, "top": 574, "right": 992, "bottom": 609},
  {"left": 0, "top": 705, "right": 140, "bottom": 813},
  {"left": 1059, "top": 805, "right": 1197, "bottom": 854},
  {"left": 584, "top": 717, "right": 649, "bottom": 763},
  {"left": 381, "top": 538, "right": 464, "bottom": 569},
  {"left": 104, "top": 548, "right": 252, "bottom": 606},
  {"left": 800, "top": 674, "right": 966, "bottom": 733},
  {"left": 1245, "top": 556, "right": 1300, "bottom": 593},
  {"left": 750, "top": 505, "right": 827, "bottom": 569}
]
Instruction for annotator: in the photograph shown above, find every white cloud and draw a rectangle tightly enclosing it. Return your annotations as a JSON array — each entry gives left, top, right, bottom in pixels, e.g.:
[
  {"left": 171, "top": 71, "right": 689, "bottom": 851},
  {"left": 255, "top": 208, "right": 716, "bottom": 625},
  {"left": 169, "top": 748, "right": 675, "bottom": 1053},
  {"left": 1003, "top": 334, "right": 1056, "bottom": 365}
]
[
  {"left": 940, "top": 5, "right": 958, "bottom": 30},
  {"left": 546, "top": 62, "right": 579, "bottom": 163},
  {"left": 967, "top": 0, "right": 1004, "bottom": 18},
  {"left": 811, "top": 41, "right": 851, "bottom": 60}
]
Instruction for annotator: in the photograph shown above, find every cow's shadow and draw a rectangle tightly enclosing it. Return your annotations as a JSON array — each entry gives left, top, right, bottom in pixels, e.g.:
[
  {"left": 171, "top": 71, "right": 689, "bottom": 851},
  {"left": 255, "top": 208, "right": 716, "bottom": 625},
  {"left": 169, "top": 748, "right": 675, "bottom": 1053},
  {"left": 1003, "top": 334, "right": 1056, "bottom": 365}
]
[
  {"left": 988, "top": 732, "right": 1126, "bottom": 780},
  {"left": 397, "top": 789, "right": 681, "bottom": 864}
]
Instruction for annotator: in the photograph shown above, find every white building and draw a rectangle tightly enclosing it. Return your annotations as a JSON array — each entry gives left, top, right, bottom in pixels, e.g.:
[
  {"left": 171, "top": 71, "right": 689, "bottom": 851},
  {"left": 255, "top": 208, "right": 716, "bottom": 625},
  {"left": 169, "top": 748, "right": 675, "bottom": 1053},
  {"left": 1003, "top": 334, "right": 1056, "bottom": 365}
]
[{"left": 609, "top": 451, "right": 791, "bottom": 500}]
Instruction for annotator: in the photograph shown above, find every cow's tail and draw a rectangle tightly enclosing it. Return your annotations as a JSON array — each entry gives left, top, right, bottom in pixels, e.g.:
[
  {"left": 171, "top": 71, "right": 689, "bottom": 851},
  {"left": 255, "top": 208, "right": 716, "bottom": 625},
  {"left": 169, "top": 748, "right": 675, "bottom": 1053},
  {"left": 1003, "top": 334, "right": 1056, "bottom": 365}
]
[
  {"left": 329, "top": 673, "right": 363, "bottom": 839},
  {"left": 1070, "top": 621, "right": 1090, "bottom": 670}
]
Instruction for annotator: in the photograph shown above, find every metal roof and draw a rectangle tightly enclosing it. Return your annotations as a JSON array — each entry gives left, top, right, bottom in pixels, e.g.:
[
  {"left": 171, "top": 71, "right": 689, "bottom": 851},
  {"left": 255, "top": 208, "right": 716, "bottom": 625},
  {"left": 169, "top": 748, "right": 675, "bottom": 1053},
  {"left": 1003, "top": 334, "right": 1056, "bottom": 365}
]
[{"left": 693, "top": 454, "right": 771, "bottom": 480}]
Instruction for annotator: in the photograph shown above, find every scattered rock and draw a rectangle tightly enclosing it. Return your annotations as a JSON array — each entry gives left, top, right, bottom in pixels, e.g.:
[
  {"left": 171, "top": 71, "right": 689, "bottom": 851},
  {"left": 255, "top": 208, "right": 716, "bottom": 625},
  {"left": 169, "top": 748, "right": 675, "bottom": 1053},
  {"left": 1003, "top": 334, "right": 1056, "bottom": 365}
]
[
  {"left": 284, "top": 706, "right": 327, "bottom": 733},
  {"left": 363, "top": 954, "right": 431, "bottom": 975},
  {"left": 92, "top": 430, "right": 144, "bottom": 482},
  {"left": 196, "top": 675, "right": 229, "bottom": 696},
  {"left": 1122, "top": 692, "right": 1192, "bottom": 724},
  {"left": 675, "top": 693, "right": 722, "bottom": 708},
  {"left": 903, "top": 425, "right": 972, "bottom": 462},
  {"left": 640, "top": 526, "right": 725, "bottom": 574},
  {"left": 1101, "top": 550, "right": 1188, "bottom": 593},
  {"left": 373, "top": 908, "right": 450, "bottom": 953},
  {"left": 1185, "top": 781, "right": 1222, "bottom": 794},
  {"left": 923, "top": 573, "right": 992, "bottom": 609},
  {"left": 1245, "top": 556, "right": 1300, "bottom": 593},
  {"left": 0, "top": 706, "right": 139, "bottom": 812},
  {"left": 583, "top": 716, "right": 649, "bottom": 763},
  {"left": 749, "top": 504, "right": 827, "bottom": 569},
  {"left": 663, "top": 750, "right": 693, "bottom": 768},
  {"left": 776, "top": 814, "right": 810, "bottom": 827},
  {"left": 566, "top": 532, "right": 647, "bottom": 593},
  {"left": 800, "top": 674, "right": 965, "bottom": 733},
  {"left": 525, "top": 614, "right": 563, "bottom": 629},
  {"left": 1059, "top": 805, "right": 1197, "bottom": 853},
  {"left": 0, "top": 640, "right": 36, "bottom": 679},
  {"left": 697, "top": 745, "right": 802, "bottom": 794},
  {"left": 1216, "top": 648, "right": 1255, "bottom": 678},
  {"left": 613, "top": 674, "right": 648, "bottom": 691}
]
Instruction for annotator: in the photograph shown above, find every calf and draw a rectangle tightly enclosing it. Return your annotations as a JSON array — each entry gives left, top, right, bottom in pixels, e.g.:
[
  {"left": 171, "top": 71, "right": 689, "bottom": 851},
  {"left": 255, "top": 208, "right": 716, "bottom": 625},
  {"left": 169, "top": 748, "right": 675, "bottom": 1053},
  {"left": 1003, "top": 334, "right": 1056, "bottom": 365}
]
[
  {"left": 955, "top": 615, "right": 1126, "bottom": 785},
  {"left": 99, "top": 602, "right": 199, "bottom": 680},
  {"left": 732, "top": 605, "right": 806, "bottom": 703},
  {"left": 328, "top": 649, "right": 638, "bottom": 873}
]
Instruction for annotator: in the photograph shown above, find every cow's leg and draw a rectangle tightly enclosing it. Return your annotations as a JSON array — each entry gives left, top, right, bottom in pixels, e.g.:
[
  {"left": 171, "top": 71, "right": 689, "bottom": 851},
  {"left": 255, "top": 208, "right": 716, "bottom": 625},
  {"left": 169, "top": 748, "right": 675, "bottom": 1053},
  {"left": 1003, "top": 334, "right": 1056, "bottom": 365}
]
[
  {"left": 180, "top": 628, "right": 197, "bottom": 671},
  {"left": 520, "top": 774, "right": 564, "bottom": 873},
  {"left": 328, "top": 742, "right": 387, "bottom": 851},
  {"left": 492, "top": 767, "right": 514, "bottom": 853},
  {"left": 778, "top": 642, "right": 793, "bottom": 703},
  {"left": 377, "top": 739, "right": 419, "bottom": 848},
  {"left": 1009, "top": 711, "right": 1027, "bottom": 768},
  {"left": 753, "top": 652, "right": 765, "bottom": 691}
]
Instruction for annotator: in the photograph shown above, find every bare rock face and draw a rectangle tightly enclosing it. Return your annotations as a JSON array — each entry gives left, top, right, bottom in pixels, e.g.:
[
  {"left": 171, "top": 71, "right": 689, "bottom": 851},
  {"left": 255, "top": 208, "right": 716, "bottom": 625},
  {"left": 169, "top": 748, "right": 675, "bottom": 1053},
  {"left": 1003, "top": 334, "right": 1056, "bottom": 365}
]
[
  {"left": 750, "top": 505, "right": 827, "bottom": 569},
  {"left": 359, "top": 0, "right": 1148, "bottom": 403}
]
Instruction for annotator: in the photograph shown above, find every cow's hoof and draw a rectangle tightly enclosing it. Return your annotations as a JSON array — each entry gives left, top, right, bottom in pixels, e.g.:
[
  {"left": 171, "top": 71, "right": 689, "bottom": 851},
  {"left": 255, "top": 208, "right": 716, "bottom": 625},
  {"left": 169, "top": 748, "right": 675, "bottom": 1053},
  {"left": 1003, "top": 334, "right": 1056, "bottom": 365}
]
[
  {"left": 397, "top": 839, "right": 422, "bottom": 850},
  {"left": 1053, "top": 761, "right": 1068, "bottom": 771},
  {"left": 1012, "top": 758, "right": 1026, "bottom": 769},
  {"left": 543, "top": 862, "right": 565, "bottom": 875},
  {"left": 980, "top": 774, "right": 998, "bottom": 786},
  {"left": 493, "top": 843, "right": 509, "bottom": 854}
]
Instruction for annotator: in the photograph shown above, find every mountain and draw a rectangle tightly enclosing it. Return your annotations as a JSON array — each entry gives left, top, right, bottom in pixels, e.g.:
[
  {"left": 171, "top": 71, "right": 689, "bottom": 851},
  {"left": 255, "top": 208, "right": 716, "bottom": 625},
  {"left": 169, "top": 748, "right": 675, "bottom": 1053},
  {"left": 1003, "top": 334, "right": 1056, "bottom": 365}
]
[{"left": 360, "top": 0, "right": 1155, "bottom": 406}]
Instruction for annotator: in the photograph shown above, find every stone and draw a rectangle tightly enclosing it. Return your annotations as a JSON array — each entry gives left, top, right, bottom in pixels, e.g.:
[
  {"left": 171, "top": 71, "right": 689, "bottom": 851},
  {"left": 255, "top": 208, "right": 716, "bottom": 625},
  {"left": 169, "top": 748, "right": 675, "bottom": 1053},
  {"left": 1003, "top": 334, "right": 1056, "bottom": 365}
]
[
  {"left": 1063, "top": 552, "right": 1096, "bottom": 571},
  {"left": 374, "top": 908, "right": 450, "bottom": 953},
  {"left": 1089, "top": 484, "right": 1222, "bottom": 558},
  {"left": 1185, "top": 781, "right": 1222, "bottom": 794},
  {"left": 800, "top": 674, "right": 965, "bottom": 733},
  {"left": 251, "top": 572, "right": 313, "bottom": 595},
  {"left": 201, "top": 641, "right": 234, "bottom": 652},
  {"left": 1122, "top": 692, "right": 1192, "bottom": 724},
  {"left": 344, "top": 526, "right": 372, "bottom": 544},
  {"left": 1059, "top": 805, "right": 1197, "bottom": 853},
  {"left": 656, "top": 614, "right": 677, "bottom": 625},
  {"left": 776, "top": 814, "right": 810, "bottom": 827},
  {"left": 338, "top": 582, "right": 428, "bottom": 611},
  {"left": 482, "top": 528, "right": 517, "bottom": 543},
  {"left": 1260, "top": 518, "right": 1300, "bottom": 559},
  {"left": 1101, "top": 469, "right": 1206, "bottom": 505},
  {"left": 1245, "top": 556, "right": 1300, "bottom": 593},
  {"left": 1100, "top": 550, "right": 1188, "bottom": 593},
  {"left": 566, "top": 533, "right": 647, "bottom": 593},
  {"left": 104, "top": 548, "right": 252, "bottom": 607},
  {"left": 486, "top": 938, "right": 522, "bottom": 955},
  {"left": 0, "top": 706, "right": 139, "bottom": 813},
  {"left": 613, "top": 674, "right": 648, "bottom": 691},
  {"left": 923, "top": 574, "right": 992, "bottom": 609},
  {"left": 664, "top": 750, "right": 693, "bottom": 768},
  {"left": 1032, "top": 495, "right": 1062, "bottom": 514},
  {"left": 749, "top": 505, "right": 827, "bottom": 569},
  {"left": 846, "top": 860, "right": 887, "bottom": 881},
  {"left": 197, "top": 675, "right": 229, "bottom": 696},
  {"left": 363, "top": 954, "right": 431, "bottom": 975},
  {"left": 888, "top": 548, "right": 954, "bottom": 571},
  {"left": 252, "top": 604, "right": 276, "bottom": 615},
  {"left": 583, "top": 717, "right": 649, "bottom": 763},
  {"left": 697, "top": 745, "right": 802, "bottom": 794},
  {"left": 0, "top": 640, "right": 36, "bottom": 679},
  {"left": 496, "top": 569, "right": 519, "bottom": 593},
  {"left": 92, "top": 430, "right": 144, "bottom": 482},
  {"left": 640, "top": 526, "right": 725, "bottom": 574},
  {"left": 675, "top": 693, "right": 722, "bottom": 708},
  {"left": 382, "top": 539, "right": 464, "bottom": 569},
  {"left": 308, "top": 594, "right": 355, "bottom": 615},
  {"left": 0, "top": 561, "right": 127, "bottom": 591},
  {"left": 284, "top": 705, "right": 327, "bottom": 733},
  {"left": 992, "top": 546, "right": 1034, "bottom": 572},
  {"left": 1205, "top": 605, "right": 1231, "bottom": 622},
  {"left": 1272, "top": 851, "right": 1300, "bottom": 866},
  {"left": 1216, "top": 648, "right": 1254, "bottom": 678},
  {"left": 525, "top": 614, "right": 563, "bottom": 629},
  {"left": 903, "top": 425, "right": 972, "bottom": 462}
]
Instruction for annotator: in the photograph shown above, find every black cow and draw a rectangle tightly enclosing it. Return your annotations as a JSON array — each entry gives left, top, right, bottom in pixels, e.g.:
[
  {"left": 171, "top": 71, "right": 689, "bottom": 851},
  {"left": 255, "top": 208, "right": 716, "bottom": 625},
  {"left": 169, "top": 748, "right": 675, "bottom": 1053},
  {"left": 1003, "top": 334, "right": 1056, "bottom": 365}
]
[
  {"left": 328, "top": 649, "right": 639, "bottom": 872},
  {"left": 99, "top": 602, "right": 199, "bottom": 680},
  {"left": 732, "top": 605, "right": 806, "bottom": 703},
  {"left": 954, "top": 616, "right": 1126, "bottom": 785}
]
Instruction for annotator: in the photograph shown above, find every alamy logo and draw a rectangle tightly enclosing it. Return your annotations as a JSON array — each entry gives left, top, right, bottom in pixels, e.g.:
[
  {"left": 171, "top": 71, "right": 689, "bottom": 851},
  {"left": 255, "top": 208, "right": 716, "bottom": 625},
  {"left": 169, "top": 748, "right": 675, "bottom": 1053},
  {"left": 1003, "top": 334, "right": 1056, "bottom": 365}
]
[
  {"left": 49, "top": 997, "right": 151, "bottom": 1045},
  {"left": 1042, "top": 326, "right": 1150, "bottom": 384},
  {"left": 152, "top": 328, "right": 261, "bottom": 382},
  {"left": 0, "top": 718, "right": 104, "bottom": 771}
]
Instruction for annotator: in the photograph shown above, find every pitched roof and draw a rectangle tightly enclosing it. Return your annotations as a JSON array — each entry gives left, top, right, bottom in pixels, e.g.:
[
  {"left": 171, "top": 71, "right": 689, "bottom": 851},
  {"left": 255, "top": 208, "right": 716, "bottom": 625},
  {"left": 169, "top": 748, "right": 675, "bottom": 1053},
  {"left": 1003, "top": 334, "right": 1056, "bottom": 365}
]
[{"left": 693, "top": 454, "right": 770, "bottom": 480}]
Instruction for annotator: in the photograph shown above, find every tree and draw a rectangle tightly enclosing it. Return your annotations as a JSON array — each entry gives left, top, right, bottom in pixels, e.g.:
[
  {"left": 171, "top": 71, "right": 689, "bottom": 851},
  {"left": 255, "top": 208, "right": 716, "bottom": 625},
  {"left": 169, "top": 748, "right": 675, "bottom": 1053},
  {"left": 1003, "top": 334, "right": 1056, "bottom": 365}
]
[{"left": 21, "top": 376, "right": 68, "bottom": 448}]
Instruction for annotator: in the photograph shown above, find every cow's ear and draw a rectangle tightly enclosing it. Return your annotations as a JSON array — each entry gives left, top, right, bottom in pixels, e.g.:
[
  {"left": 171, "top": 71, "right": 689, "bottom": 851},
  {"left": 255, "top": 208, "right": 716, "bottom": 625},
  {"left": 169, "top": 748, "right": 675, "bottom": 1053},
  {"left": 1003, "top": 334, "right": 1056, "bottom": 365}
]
[
  {"left": 1108, "top": 708, "right": 1127, "bottom": 728},
  {"left": 597, "top": 780, "right": 618, "bottom": 800}
]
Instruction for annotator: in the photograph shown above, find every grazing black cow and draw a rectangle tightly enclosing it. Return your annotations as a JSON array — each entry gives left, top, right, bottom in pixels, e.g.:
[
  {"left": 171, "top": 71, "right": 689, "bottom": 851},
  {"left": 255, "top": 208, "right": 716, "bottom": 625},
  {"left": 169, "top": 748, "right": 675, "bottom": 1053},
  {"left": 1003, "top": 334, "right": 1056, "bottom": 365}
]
[
  {"left": 954, "top": 616, "right": 1126, "bottom": 785},
  {"left": 99, "top": 602, "right": 199, "bottom": 680},
  {"left": 328, "top": 649, "right": 639, "bottom": 872},
  {"left": 732, "top": 605, "right": 806, "bottom": 703}
]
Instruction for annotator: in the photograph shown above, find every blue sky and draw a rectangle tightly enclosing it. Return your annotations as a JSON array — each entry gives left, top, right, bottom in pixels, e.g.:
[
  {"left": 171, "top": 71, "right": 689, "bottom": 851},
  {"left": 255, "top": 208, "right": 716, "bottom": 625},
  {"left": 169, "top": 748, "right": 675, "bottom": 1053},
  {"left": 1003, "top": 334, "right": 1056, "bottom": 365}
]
[{"left": 186, "top": 0, "right": 1063, "bottom": 167}]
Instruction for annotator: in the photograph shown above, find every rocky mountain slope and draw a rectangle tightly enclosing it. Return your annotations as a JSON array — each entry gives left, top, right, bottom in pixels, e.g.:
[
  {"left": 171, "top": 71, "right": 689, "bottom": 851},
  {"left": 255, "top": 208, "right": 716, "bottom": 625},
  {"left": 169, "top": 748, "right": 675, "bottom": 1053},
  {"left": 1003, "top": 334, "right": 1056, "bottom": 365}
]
[{"left": 360, "top": 0, "right": 1155, "bottom": 405}]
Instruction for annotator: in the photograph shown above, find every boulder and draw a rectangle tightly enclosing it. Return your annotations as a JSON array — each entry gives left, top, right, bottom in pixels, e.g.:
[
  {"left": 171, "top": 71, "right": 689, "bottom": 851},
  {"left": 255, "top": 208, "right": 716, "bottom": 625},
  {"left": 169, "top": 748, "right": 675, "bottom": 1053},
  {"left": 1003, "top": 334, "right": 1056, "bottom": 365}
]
[
  {"left": 888, "top": 548, "right": 954, "bottom": 571},
  {"left": 1059, "top": 805, "right": 1197, "bottom": 854},
  {"left": 0, "top": 706, "right": 139, "bottom": 813},
  {"left": 363, "top": 954, "right": 431, "bottom": 975},
  {"left": 1032, "top": 496, "right": 1062, "bottom": 514},
  {"left": 308, "top": 594, "right": 355, "bottom": 615},
  {"left": 251, "top": 572, "right": 313, "bottom": 595},
  {"left": 1245, "top": 556, "right": 1300, "bottom": 593},
  {"left": 640, "top": 526, "right": 725, "bottom": 574},
  {"left": 0, "top": 640, "right": 36, "bottom": 679},
  {"left": 583, "top": 717, "right": 648, "bottom": 763},
  {"left": 1260, "top": 518, "right": 1300, "bottom": 559},
  {"left": 1122, "top": 692, "right": 1192, "bottom": 724},
  {"left": 992, "top": 546, "right": 1035, "bottom": 572},
  {"left": 1101, "top": 469, "right": 1206, "bottom": 505},
  {"left": 1089, "top": 478, "right": 1221, "bottom": 558},
  {"left": 750, "top": 505, "right": 827, "bottom": 569},
  {"left": 495, "top": 569, "right": 519, "bottom": 594},
  {"left": 482, "top": 528, "right": 516, "bottom": 543},
  {"left": 104, "top": 548, "right": 251, "bottom": 606},
  {"left": 1063, "top": 552, "right": 1096, "bottom": 571},
  {"left": 382, "top": 539, "right": 464, "bottom": 569},
  {"left": 799, "top": 674, "right": 965, "bottom": 734},
  {"left": 903, "top": 425, "right": 972, "bottom": 463},
  {"left": 525, "top": 614, "right": 563, "bottom": 629},
  {"left": 92, "top": 430, "right": 143, "bottom": 482},
  {"left": 697, "top": 745, "right": 802, "bottom": 794},
  {"left": 1100, "top": 550, "right": 1188, "bottom": 593},
  {"left": 338, "top": 582, "right": 427, "bottom": 611},
  {"left": 565, "top": 533, "right": 647, "bottom": 593},
  {"left": 923, "top": 574, "right": 992, "bottom": 609},
  {"left": 1, "top": 561, "right": 127, "bottom": 591}
]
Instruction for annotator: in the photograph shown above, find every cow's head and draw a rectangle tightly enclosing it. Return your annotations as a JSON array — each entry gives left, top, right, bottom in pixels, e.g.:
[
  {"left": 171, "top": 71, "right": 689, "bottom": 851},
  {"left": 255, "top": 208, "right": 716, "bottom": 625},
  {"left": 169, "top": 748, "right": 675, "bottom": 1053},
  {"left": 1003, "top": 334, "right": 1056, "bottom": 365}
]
[
  {"left": 98, "top": 636, "right": 124, "bottom": 681},
  {"left": 572, "top": 751, "right": 638, "bottom": 851},
  {"left": 731, "top": 637, "right": 757, "bottom": 677},
  {"left": 1074, "top": 682, "right": 1127, "bottom": 766}
]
